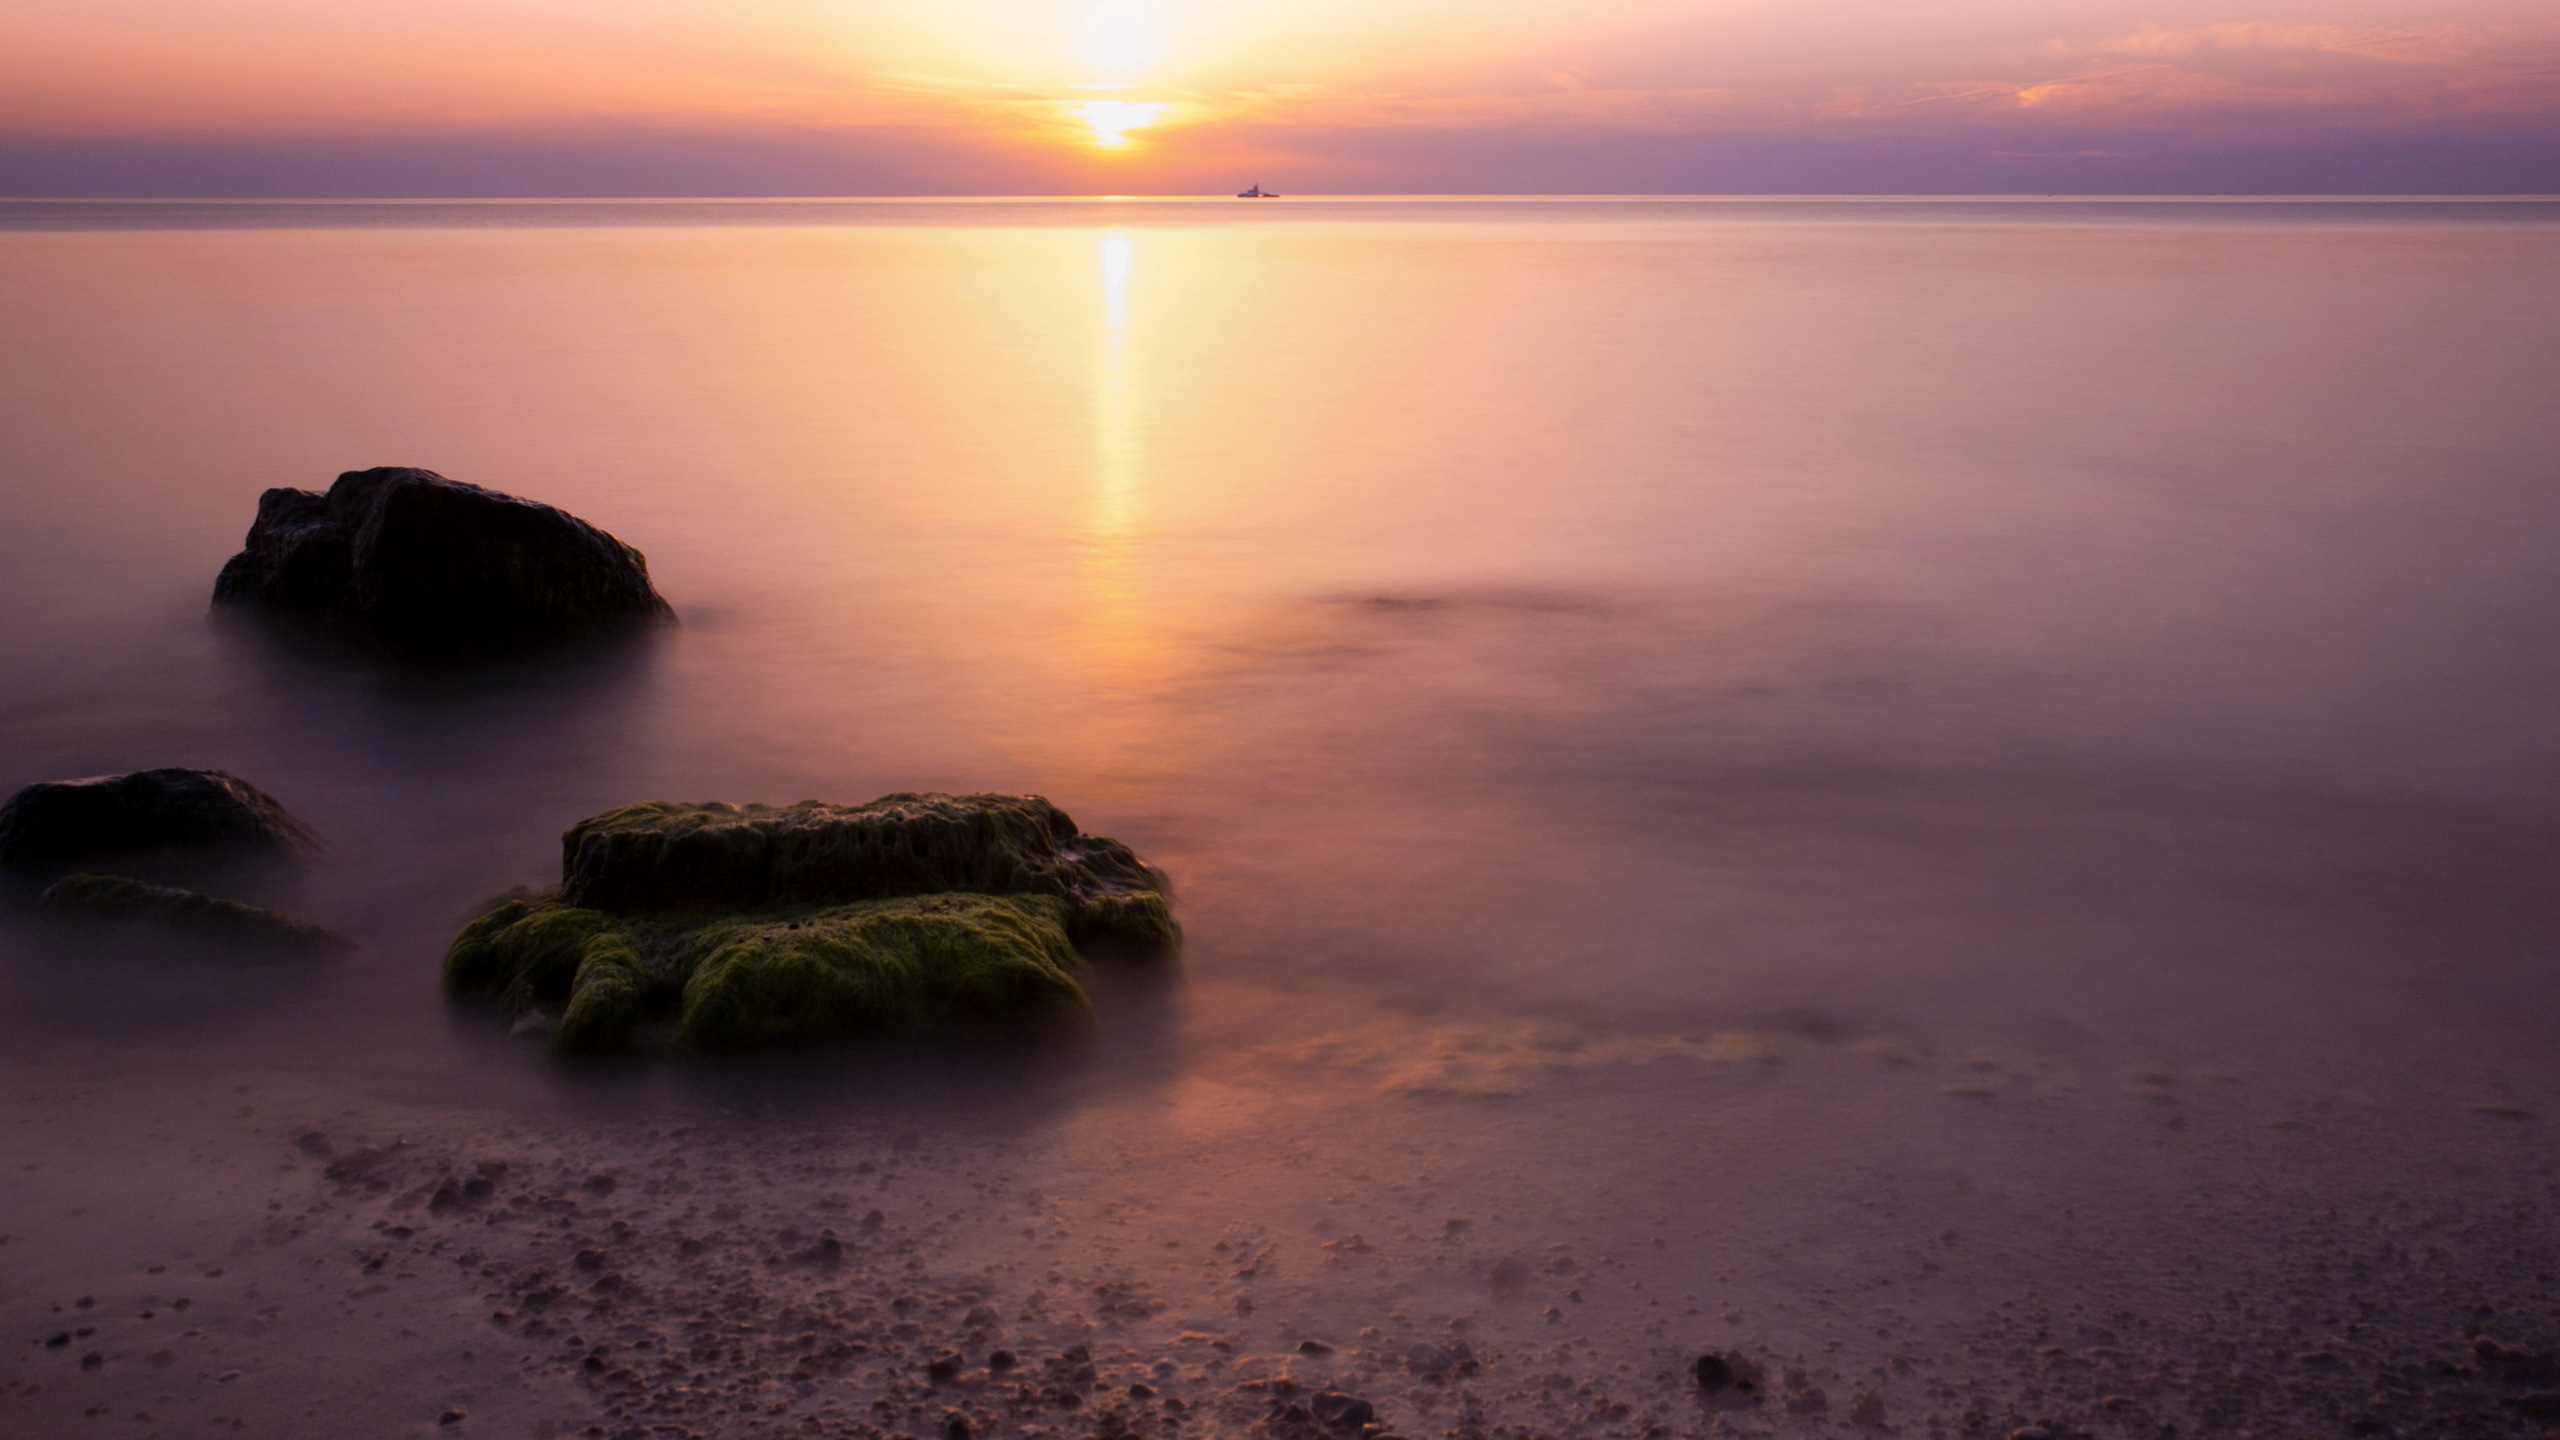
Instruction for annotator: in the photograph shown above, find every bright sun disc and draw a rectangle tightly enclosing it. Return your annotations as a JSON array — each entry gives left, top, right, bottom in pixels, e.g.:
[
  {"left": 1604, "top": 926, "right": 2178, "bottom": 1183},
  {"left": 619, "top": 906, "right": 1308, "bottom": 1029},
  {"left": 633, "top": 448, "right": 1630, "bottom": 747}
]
[{"left": 1078, "top": 101, "right": 1165, "bottom": 148}]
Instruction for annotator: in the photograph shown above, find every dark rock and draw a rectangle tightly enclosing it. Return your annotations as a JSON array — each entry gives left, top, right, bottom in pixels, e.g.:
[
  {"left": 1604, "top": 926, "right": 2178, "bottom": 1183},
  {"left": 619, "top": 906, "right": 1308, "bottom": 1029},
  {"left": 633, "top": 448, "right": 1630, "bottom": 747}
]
[
  {"left": 36, "top": 874, "right": 349, "bottom": 953},
  {"left": 1298, "top": 1339, "right": 1334, "bottom": 1355},
  {"left": 1310, "top": 1392, "right": 1376, "bottom": 1428},
  {"left": 214, "top": 467, "right": 672, "bottom": 647},
  {"left": 988, "top": 1351, "right": 1017, "bottom": 1372},
  {"left": 2474, "top": 1338, "right": 2558, "bottom": 1385},
  {"left": 0, "top": 769, "right": 314, "bottom": 874},
  {"left": 1693, "top": 1351, "right": 1764, "bottom": 1409},
  {"left": 1404, "top": 1342, "right": 1475, "bottom": 1379},
  {"left": 437, "top": 1407, "right": 467, "bottom": 1426},
  {"left": 927, "top": 1355, "right": 961, "bottom": 1384}
]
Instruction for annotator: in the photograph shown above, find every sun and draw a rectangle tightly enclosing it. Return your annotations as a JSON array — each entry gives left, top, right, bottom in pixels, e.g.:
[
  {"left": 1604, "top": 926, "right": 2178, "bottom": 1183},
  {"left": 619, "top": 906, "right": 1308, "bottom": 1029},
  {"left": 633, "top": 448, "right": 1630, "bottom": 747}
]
[{"left": 1077, "top": 100, "right": 1166, "bottom": 149}]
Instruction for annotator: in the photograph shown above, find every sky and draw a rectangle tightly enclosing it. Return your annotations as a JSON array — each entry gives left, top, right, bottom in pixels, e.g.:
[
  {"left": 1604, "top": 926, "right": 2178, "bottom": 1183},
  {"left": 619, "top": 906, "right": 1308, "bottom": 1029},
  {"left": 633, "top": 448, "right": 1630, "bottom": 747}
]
[{"left": 1, "top": 0, "right": 2556, "bottom": 195}]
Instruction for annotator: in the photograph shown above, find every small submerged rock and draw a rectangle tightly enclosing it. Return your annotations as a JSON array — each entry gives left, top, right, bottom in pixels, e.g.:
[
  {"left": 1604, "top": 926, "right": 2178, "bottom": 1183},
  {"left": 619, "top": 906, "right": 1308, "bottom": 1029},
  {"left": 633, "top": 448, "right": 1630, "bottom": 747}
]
[
  {"left": 212, "top": 466, "right": 672, "bottom": 647},
  {"left": 1694, "top": 1350, "right": 1766, "bottom": 1410},
  {"left": 37, "top": 873, "right": 349, "bottom": 953},
  {"left": 446, "top": 792, "right": 1178, "bottom": 1052},
  {"left": 0, "top": 768, "right": 314, "bottom": 874}
]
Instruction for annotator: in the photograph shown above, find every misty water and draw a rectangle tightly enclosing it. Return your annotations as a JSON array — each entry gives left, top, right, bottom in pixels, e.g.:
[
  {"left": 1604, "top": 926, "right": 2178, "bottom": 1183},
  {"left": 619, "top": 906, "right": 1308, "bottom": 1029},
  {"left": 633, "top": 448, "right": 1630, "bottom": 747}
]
[{"left": 4, "top": 197, "right": 2559, "bottom": 1440}]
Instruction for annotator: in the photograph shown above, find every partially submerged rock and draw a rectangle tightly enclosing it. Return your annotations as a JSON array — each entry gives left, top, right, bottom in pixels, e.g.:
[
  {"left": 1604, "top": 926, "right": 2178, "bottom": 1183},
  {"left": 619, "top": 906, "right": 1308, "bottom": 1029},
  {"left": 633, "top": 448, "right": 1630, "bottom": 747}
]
[
  {"left": 452, "top": 892, "right": 1089, "bottom": 1051},
  {"left": 0, "top": 768, "right": 315, "bottom": 873},
  {"left": 213, "top": 467, "right": 673, "bottom": 647},
  {"left": 448, "top": 793, "right": 1177, "bottom": 1051},
  {"left": 38, "top": 873, "right": 349, "bottom": 953}
]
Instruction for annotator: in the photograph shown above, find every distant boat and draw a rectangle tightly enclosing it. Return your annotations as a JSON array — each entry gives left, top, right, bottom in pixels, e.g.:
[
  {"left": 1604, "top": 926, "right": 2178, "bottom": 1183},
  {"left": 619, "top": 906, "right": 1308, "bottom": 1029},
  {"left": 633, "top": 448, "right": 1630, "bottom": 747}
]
[{"left": 1236, "top": 184, "right": 1279, "bottom": 198}]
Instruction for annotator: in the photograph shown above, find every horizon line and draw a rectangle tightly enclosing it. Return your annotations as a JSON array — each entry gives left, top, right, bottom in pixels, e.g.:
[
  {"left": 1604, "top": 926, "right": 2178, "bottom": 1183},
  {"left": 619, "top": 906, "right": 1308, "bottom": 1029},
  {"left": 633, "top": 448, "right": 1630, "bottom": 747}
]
[{"left": 6, "top": 192, "right": 2560, "bottom": 204}]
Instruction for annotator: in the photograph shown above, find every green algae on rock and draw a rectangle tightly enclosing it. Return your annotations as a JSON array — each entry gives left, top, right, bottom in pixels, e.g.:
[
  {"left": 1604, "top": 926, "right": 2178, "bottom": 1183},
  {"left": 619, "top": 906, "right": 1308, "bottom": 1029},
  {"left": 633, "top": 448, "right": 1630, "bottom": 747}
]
[
  {"left": 448, "top": 793, "right": 1176, "bottom": 1051},
  {"left": 557, "top": 792, "right": 1178, "bottom": 949},
  {"left": 38, "top": 873, "right": 350, "bottom": 953}
]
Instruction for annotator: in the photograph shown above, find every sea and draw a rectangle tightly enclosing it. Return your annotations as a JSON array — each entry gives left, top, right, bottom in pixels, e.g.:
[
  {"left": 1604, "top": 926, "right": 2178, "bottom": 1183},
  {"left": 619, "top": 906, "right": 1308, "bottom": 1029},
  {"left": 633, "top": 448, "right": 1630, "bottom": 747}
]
[{"left": 3, "top": 196, "right": 2558, "bottom": 1439}]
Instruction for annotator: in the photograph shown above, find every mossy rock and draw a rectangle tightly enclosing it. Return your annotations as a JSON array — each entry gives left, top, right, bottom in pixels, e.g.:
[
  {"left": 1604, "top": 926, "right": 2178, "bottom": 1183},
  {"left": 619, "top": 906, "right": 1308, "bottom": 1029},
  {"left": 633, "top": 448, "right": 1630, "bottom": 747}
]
[
  {"left": 557, "top": 793, "right": 1177, "bottom": 949},
  {"left": 448, "top": 793, "right": 1176, "bottom": 1052},
  {"left": 38, "top": 872, "right": 349, "bottom": 953},
  {"left": 448, "top": 892, "right": 1090, "bottom": 1052}
]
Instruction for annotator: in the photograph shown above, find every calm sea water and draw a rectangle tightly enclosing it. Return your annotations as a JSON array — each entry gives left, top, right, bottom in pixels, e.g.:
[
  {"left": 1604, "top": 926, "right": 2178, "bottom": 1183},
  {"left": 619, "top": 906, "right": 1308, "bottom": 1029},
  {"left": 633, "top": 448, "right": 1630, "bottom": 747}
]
[{"left": 4, "top": 197, "right": 2559, "bottom": 1438}]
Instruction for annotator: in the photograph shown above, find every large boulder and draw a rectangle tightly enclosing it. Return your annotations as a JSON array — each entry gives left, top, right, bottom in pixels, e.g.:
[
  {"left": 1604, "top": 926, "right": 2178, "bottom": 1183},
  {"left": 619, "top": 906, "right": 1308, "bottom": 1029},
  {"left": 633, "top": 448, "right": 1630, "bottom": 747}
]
[
  {"left": 446, "top": 793, "right": 1177, "bottom": 1052},
  {"left": 38, "top": 873, "right": 349, "bottom": 953},
  {"left": 212, "top": 467, "right": 673, "bottom": 646},
  {"left": 0, "top": 768, "right": 315, "bottom": 873}
]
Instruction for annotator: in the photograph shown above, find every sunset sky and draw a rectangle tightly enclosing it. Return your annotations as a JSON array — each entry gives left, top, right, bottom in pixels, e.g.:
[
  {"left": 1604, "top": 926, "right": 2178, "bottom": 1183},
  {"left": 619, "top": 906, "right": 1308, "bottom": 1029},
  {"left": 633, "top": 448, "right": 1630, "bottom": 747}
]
[{"left": 2, "top": 0, "right": 2555, "bottom": 195}]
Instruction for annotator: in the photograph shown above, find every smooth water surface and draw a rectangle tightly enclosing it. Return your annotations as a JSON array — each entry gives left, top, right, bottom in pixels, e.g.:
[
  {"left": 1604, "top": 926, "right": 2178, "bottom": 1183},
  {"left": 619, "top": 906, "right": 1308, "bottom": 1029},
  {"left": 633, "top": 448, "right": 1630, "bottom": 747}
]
[{"left": 4, "top": 198, "right": 2558, "bottom": 1439}]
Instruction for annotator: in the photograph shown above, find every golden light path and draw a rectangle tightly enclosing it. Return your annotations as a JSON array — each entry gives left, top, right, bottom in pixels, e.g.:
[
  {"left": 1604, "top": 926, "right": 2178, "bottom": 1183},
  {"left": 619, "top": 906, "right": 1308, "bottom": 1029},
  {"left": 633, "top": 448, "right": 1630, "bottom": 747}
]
[{"left": 1078, "top": 228, "right": 1157, "bottom": 677}]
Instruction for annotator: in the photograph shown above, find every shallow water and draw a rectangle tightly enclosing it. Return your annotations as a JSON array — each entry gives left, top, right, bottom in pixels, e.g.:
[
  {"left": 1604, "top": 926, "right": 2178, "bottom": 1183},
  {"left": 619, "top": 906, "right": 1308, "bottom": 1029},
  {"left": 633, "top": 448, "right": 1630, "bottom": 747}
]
[{"left": 4, "top": 198, "right": 2559, "bottom": 1439}]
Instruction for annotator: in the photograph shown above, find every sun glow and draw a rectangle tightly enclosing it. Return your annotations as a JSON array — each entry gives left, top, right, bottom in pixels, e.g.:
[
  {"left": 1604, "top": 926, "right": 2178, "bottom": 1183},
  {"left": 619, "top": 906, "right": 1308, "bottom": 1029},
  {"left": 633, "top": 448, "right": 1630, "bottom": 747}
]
[
  {"left": 1079, "top": 1, "right": 1163, "bottom": 82},
  {"left": 1077, "top": 100, "right": 1166, "bottom": 148}
]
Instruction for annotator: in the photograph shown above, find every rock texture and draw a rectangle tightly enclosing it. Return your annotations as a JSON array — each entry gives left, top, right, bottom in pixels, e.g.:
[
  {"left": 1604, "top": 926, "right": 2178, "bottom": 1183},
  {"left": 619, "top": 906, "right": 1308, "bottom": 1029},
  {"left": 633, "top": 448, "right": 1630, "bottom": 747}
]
[
  {"left": 212, "top": 467, "right": 672, "bottom": 646},
  {"left": 446, "top": 793, "right": 1177, "bottom": 1052},
  {"left": 558, "top": 793, "right": 1175, "bottom": 947},
  {"left": 0, "top": 768, "right": 315, "bottom": 873},
  {"left": 37, "top": 873, "right": 349, "bottom": 952}
]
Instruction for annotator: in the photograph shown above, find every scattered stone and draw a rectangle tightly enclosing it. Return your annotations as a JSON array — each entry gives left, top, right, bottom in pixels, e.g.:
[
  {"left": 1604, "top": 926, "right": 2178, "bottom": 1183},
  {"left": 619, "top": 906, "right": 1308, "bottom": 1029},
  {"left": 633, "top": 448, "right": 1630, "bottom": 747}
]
[
  {"left": 1310, "top": 1391, "right": 1375, "bottom": 1427},
  {"left": 34, "top": 874, "right": 349, "bottom": 952},
  {"left": 438, "top": 1406, "right": 468, "bottom": 1425},
  {"left": 1693, "top": 1351, "right": 1764, "bottom": 1409},
  {"left": 212, "top": 467, "right": 673, "bottom": 647},
  {"left": 0, "top": 769, "right": 314, "bottom": 874},
  {"left": 1404, "top": 1342, "right": 1475, "bottom": 1379}
]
